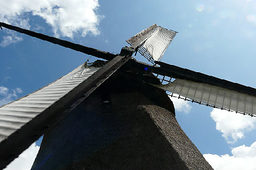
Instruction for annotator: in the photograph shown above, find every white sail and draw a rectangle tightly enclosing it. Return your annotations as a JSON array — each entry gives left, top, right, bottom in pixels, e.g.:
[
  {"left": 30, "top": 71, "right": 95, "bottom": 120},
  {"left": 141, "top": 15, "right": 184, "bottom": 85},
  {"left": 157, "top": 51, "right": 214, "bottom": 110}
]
[
  {"left": 127, "top": 24, "right": 176, "bottom": 62},
  {"left": 0, "top": 65, "right": 99, "bottom": 142},
  {"left": 159, "top": 78, "right": 256, "bottom": 116}
]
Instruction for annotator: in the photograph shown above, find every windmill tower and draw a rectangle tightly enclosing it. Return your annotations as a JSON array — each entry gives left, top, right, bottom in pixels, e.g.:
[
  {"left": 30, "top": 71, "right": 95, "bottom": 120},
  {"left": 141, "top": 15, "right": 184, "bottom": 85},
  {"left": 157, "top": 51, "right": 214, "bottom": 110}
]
[{"left": 1, "top": 23, "right": 255, "bottom": 169}]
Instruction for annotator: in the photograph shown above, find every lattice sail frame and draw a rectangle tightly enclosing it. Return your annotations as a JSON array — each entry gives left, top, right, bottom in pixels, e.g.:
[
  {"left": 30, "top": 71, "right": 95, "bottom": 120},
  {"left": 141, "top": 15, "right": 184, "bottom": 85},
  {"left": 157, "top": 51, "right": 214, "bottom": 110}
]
[
  {"left": 126, "top": 24, "right": 177, "bottom": 63},
  {"left": 155, "top": 75, "right": 256, "bottom": 117}
]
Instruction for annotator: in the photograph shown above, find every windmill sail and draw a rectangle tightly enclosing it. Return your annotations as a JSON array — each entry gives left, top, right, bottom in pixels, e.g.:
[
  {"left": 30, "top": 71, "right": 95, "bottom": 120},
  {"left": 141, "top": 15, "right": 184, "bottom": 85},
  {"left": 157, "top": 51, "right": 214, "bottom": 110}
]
[
  {"left": 151, "top": 61, "right": 256, "bottom": 116},
  {"left": 127, "top": 24, "right": 176, "bottom": 63},
  {"left": 0, "top": 65, "right": 99, "bottom": 141},
  {"left": 160, "top": 78, "right": 256, "bottom": 116},
  {"left": 0, "top": 53, "right": 131, "bottom": 169},
  {"left": 0, "top": 64, "right": 99, "bottom": 166}
]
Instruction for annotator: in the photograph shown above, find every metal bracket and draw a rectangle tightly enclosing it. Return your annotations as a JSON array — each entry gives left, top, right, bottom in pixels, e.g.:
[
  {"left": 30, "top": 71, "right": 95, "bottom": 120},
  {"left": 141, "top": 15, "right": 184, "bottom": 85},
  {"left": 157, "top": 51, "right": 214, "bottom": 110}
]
[{"left": 120, "top": 46, "right": 135, "bottom": 57}]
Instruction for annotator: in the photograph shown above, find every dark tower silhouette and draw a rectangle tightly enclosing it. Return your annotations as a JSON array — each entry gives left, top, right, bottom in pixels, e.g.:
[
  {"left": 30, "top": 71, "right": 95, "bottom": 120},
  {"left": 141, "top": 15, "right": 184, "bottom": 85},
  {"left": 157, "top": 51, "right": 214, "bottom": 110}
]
[{"left": 31, "top": 62, "right": 212, "bottom": 170}]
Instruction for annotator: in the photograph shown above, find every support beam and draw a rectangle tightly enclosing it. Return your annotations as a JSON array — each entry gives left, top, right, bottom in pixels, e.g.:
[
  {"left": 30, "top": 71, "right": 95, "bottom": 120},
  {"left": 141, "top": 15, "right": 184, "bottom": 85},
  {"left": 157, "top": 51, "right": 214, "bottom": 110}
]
[{"left": 0, "top": 22, "right": 116, "bottom": 60}]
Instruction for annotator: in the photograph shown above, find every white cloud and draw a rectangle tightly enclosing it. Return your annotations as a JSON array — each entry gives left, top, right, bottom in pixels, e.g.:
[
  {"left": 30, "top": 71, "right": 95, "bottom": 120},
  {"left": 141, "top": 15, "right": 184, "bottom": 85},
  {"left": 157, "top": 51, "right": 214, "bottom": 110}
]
[
  {"left": 194, "top": 0, "right": 256, "bottom": 32},
  {"left": 169, "top": 97, "right": 192, "bottom": 113},
  {"left": 15, "top": 88, "right": 23, "bottom": 94},
  {"left": 210, "top": 109, "right": 256, "bottom": 143},
  {"left": 0, "top": 0, "right": 101, "bottom": 44},
  {"left": 4, "top": 143, "right": 40, "bottom": 170},
  {"left": 0, "top": 18, "right": 30, "bottom": 47},
  {"left": 0, "top": 86, "right": 8, "bottom": 95},
  {"left": 0, "top": 86, "right": 23, "bottom": 106},
  {"left": 196, "top": 4, "right": 205, "bottom": 13},
  {"left": 0, "top": 35, "right": 22, "bottom": 47},
  {"left": 246, "top": 14, "right": 256, "bottom": 25},
  {"left": 204, "top": 141, "right": 256, "bottom": 170}
]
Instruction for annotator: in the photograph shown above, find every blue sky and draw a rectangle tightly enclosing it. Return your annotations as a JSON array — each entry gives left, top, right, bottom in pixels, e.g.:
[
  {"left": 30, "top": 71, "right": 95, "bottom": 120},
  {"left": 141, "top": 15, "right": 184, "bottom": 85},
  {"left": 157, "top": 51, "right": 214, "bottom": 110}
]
[{"left": 1, "top": 0, "right": 256, "bottom": 169}]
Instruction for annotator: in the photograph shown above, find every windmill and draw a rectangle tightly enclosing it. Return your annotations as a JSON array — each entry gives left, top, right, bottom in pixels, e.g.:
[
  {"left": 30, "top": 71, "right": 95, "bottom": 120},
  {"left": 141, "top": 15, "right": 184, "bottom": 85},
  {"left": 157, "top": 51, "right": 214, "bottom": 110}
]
[{"left": 0, "top": 22, "right": 255, "bottom": 169}]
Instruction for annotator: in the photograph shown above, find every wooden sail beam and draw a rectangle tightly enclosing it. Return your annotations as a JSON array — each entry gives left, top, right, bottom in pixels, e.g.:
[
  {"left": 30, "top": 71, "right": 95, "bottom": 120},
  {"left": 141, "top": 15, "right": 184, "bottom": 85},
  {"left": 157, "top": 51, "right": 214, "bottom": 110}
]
[
  {"left": 155, "top": 61, "right": 256, "bottom": 97},
  {"left": 0, "top": 22, "right": 117, "bottom": 61}
]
